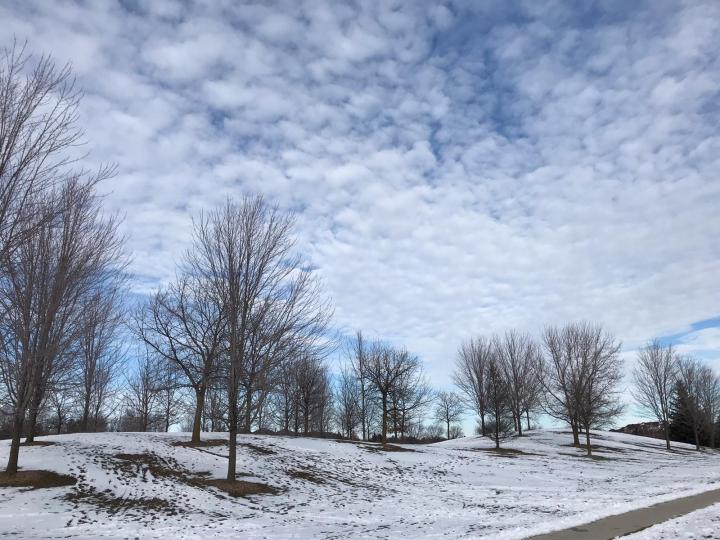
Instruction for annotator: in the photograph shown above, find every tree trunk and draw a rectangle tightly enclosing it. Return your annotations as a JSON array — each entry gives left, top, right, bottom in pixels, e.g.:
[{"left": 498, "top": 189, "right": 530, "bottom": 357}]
[
  {"left": 480, "top": 412, "right": 486, "bottom": 436},
  {"left": 25, "top": 406, "right": 39, "bottom": 444},
  {"left": 243, "top": 390, "right": 253, "bottom": 434},
  {"left": 191, "top": 388, "right": 206, "bottom": 444},
  {"left": 585, "top": 427, "right": 592, "bottom": 456},
  {"left": 81, "top": 396, "right": 91, "bottom": 432},
  {"left": 446, "top": 419, "right": 450, "bottom": 440},
  {"left": 526, "top": 410, "right": 531, "bottom": 432},
  {"left": 6, "top": 410, "right": 26, "bottom": 474},
  {"left": 516, "top": 407, "right": 523, "bottom": 437},
  {"left": 381, "top": 394, "right": 388, "bottom": 444},
  {"left": 694, "top": 425, "right": 701, "bottom": 451},
  {"left": 664, "top": 421, "right": 671, "bottom": 451},
  {"left": 494, "top": 418, "right": 500, "bottom": 449},
  {"left": 227, "top": 396, "right": 238, "bottom": 481},
  {"left": 571, "top": 419, "right": 580, "bottom": 446}
]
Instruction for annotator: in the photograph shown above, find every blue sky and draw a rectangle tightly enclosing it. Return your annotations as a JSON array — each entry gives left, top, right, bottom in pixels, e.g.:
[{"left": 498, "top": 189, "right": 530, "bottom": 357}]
[{"left": 3, "top": 0, "right": 719, "bottom": 428}]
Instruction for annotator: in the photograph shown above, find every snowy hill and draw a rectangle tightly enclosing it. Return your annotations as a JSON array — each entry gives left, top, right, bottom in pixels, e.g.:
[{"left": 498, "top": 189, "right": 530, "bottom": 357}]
[{"left": 0, "top": 430, "right": 719, "bottom": 539}]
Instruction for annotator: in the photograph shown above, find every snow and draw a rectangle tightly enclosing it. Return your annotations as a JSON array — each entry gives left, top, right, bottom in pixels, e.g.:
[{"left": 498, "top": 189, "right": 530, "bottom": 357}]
[
  {"left": 624, "top": 502, "right": 720, "bottom": 539},
  {"left": 0, "top": 430, "right": 718, "bottom": 538}
]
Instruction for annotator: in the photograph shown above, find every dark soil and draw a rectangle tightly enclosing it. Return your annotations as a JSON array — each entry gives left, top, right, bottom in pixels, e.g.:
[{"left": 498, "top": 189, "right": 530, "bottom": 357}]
[{"left": 0, "top": 470, "right": 76, "bottom": 489}]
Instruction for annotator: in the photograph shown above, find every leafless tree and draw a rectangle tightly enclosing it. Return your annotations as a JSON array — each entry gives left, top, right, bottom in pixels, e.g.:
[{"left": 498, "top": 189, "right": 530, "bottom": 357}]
[
  {"left": 0, "top": 179, "right": 124, "bottom": 473},
  {"left": 541, "top": 322, "right": 623, "bottom": 456},
  {"left": 453, "top": 337, "right": 492, "bottom": 436},
  {"left": 0, "top": 41, "right": 92, "bottom": 263},
  {"left": 388, "top": 363, "right": 432, "bottom": 441},
  {"left": 434, "top": 391, "right": 464, "bottom": 440},
  {"left": 495, "top": 331, "right": 539, "bottom": 436},
  {"left": 483, "top": 353, "right": 513, "bottom": 449},
  {"left": 631, "top": 340, "right": 678, "bottom": 450},
  {"left": 336, "top": 365, "right": 361, "bottom": 439},
  {"left": 186, "top": 195, "right": 331, "bottom": 481},
  {"left": 123, "top": 353, "right": 163, "bottom": 432},
  {"left": 365, "top": 345, "right": 422, "bottom": 444},
  {"left": 135, "top": 274, "right": 224, "bottom": 443},
  {"left": 348, "top": 331, "right": 373, "bottom": 441},
  {"left": 76, "top": 287, "right": 125, "bottom": 432},
  {"left": 698, "top": 364, "right": 720, "bottom": 449}
]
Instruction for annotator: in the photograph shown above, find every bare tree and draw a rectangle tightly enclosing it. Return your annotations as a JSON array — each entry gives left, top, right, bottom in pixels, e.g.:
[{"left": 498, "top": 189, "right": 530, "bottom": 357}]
[
  {"left": 495, "top": 331, "right": 538, "bottom": 436},
  {"left": 123, "top": 353, "right": 162, "bottom": 432},
  {"left": 483, "top": 353, "right": 513, "bottom": 449},
  {"left": 135, "top": 274, "right": 224, "bottom": 443},
  {"left": 186, "top": 195, "right": 331, "bottom": 481},
  {"left": 698, "top": 364, "right": 720, "bottom": 449},
  {"left": 76, "top": 287, "right": 125, "bottom": 432},
  {"left": 434, "top": 391, "right": 464, "bottom": 440},
  {"left": 336, "top": 365, "right": 361, "bottom": 439},
  {"left": 574, "top": 324, "right": 624, "bottom": 456},
  {"left": 631, "top": 340, "right": 678, "bottom": 450},
  {"left": 0, "top": 41, "right": 89, "bottom": 263},
  {"left": 0, "top": 179, "right": 124, "bottom": 473},
  {"left": 365, "top": 345, "right": 422, "bottom": 444},
  {"left": 453, "top": 337, "right": 492, "bottom": 436},
  {"left": 349, "top": 331, "right": 373, "bottom": 441}
]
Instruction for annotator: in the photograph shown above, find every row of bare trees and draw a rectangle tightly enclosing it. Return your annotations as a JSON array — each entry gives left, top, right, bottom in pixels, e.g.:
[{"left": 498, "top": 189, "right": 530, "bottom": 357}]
[
  {"left": 633, "top": 340, "right": 720, "bottom": 451},
  {"left": 454, "top": 323, "right": 623, "bottom": 455}
]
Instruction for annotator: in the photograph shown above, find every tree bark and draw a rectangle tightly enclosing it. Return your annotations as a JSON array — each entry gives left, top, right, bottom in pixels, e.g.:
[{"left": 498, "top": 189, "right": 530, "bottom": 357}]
[
  {"left": 6, "top": 411, "right": 25, "bottom": 474},
  {"left": 664, "top": 422, "right": 671, "bottom": 451},
  {"left": 381, "top": 394, "right": 388, "bottom": 444},
  {"left": 585, "top": 427, "right": 592, "bottom": 456},
  {"left": 191, "top": 388, "right": 206, "bottom": 443},
  {"left": 526, "top": 410, "right": 531, "bottom": 431}
]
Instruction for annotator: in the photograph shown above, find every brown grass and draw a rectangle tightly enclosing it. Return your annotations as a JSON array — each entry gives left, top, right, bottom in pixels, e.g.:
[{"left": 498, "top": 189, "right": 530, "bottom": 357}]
[
  {"left": 238, "top": 442, "right": 276, "bottom": 455},
  {"left": 171, "top": 438, "right": 228, "bottom": 448},
  {"left": 203, "top": 479, "right": 279, "bottom": 497},
  {"left": 287, "top": 469, "right": 326, "bottom": 484},
  {"left": 0, "top": 470, "right": 76, "bottom": 489},
  {"left": 19, "top": 440, "right": 55, "bottom": 447},
  {"left": 472, "top": 447, "right": 537, "bottom": 458},
  {"left": 363, "top": 443, "right": 416, "bottom": 453}
]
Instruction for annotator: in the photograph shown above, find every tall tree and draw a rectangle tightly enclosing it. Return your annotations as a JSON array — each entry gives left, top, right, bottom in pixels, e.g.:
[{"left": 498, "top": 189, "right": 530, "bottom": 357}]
[
  {"left": 186, "top": 195, "right": 330, "bottom": 481},
  {"left": 495, "top": 331, "right": 538, "bottom": 436},
  {"left": 0, "top": 179, "right": 124, "bottom": 473},
  {"left": 135, "top": 275, "right": 224, "bottom": 443},
  {"left": 631, "top": 340, "right": 678, "bottom": 450},
  {"left": 365, "top": 345, "right": 422, "bottom": 444},
  {"left": 434, "top": 391, "right": 464, "bottom": 440},
  {"left": 453, "top": 337, "right": 492, "bottom": 436}
]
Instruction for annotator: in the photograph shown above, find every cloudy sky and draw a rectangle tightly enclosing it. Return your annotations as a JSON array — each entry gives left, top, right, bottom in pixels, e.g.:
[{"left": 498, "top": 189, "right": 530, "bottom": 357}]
[{"left": 4, "top": 0, "right": 719, "bottom": 423}]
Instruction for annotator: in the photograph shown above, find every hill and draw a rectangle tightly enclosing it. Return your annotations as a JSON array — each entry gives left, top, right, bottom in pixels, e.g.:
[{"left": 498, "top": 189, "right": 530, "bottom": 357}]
[{"left": 0, "top": 430, "right": 719, "bottom": 538}]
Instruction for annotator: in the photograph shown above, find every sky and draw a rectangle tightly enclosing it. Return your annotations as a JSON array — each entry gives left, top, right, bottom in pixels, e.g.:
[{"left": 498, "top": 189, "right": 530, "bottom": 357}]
[{"left": 3, "top": 0, "right": 719, "bottom": 428}]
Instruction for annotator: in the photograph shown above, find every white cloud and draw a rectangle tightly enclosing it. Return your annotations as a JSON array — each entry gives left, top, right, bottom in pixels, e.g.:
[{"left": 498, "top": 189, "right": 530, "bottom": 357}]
[{"left": 1, "top": 0, "right": 718, "bottom": 402}]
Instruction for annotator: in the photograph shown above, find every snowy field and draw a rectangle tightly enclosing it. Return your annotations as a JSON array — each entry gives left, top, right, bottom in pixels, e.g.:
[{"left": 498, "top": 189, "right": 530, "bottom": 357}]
[
  {"left": 624, "top": 502, "right": 720, "bottom": 539},
  {"left": 0, "top": 430, "right": 719, "bottom": 539}
]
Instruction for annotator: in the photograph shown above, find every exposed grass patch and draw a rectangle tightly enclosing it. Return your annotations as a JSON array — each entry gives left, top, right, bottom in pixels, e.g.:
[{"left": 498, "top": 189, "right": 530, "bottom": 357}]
[
  {"left": 471, "top": 447, "right": 537, "bottom": 458},
  {"left": 287, "top": 469, "right": 326, "bottom": 484},
  {"left": 19, "top": 440, "right": 55, "bottom": 447},
  {"left": 0, "top": 470, "right": 76, "bottom": 489},
  {"left": 238, "top": 442, "right": 276, "bottom": 455},
  {"left": 171, "top": 438, "right": 228, "bottom": 448},
  {"left": 203, "top": 478, "right": 279, "bottom": 498},
  {"left": 65, "top": 485, "right": 180, "bottom": 515}
]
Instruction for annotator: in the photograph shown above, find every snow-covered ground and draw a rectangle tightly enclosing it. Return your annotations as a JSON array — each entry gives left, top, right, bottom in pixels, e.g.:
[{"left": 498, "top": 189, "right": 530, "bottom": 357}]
[
  {"left": 0, "top": 430, "right": 718, "bottom": 539},
  {"left": 624, "top": 502, "right": 720, "bottom": 539}
]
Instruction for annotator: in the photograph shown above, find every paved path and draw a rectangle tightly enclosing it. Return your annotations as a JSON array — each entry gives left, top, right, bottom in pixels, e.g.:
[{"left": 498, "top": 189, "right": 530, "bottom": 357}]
[{"left": 527, "top": 488, "right": 720, "bottom": 539}]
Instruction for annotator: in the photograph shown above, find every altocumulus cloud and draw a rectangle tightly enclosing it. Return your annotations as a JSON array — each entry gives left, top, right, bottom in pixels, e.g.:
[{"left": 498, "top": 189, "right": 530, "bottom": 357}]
[{"left": 2, "top": 0, "right": 719, "bottom": 398}]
